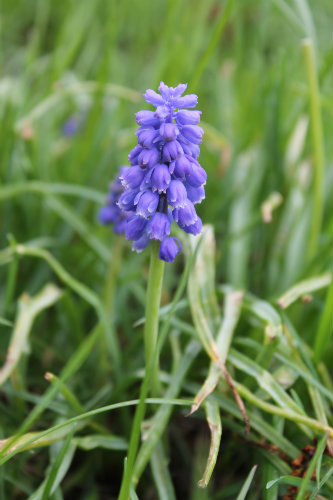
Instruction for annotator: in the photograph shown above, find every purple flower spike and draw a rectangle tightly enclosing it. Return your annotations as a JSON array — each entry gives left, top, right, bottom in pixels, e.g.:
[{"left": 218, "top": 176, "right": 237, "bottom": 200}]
[
  {"left": 167, "top": 180, "right": 187, "bottom": 208},
  {"left": 135, "top": 190, "right": 159, "bottom": 218},
  {"left": 118, "top": 189, "right": 138, "bottom": 211},
  {"left": 162, "top": 140, "right": 183, "bottom": 162},
  {"left": 185, "top": 184, "right": 205, "bottom": 204},
  {"left": 159, "top": 237, "right": 182, "bottom": 263},
  {"left": 121, "top": 166, "right": 146, "bottom": 190},
  {"left": 180, "top": 216, "right": 203, "bottom": 235},
  {"left": 100, "top": 82, "right": 205, "bottom": 262},
  {"left": 125, "top": 215, "right": 148, "bottom": 241},
  {"left": 172, "top": 156, "right": 192, "bottom": 178},
  {"left": 128, "top": 144, "right": 143, "bottom": 165},
  {"left": 159, "top": 123, "right": 179, "bottom": 142},
  {"left": 98, "top": 167, "right": 131, "bottom": 234},
  {"left": 138, "top": 147, "right": 160, "bottom": 167},
  {"left": 176, "top": 110, "right": 201, "bottom": 126},
  {"left": 132, "top": 233, "right": 150, "bottom": 252},
  {"left": 151, "top": 164, "right": 171, "bottom": 193},
  {"left": 174, "top": 94, "right": 198, "bottom": 109},
  {"left": 136, "top": 110, "right": 160, "bottom": 127},
  {"left": 187, "top": 164, "right": 207, "bottom": 187},
  {"left": 143, "top": 89, "right": 165, "bottom": 107},
  {"left": 181, "top": 125, "right": 204, "bottom": 144},
  {"left": 137, "top": 128, "right": 159, "bottom": 148},
  {"left": 98, "top": 206, "right": 118, "bottom": 225},
  {"left": 173, "top": 199, "right": 197, "bottom": 227},
  {"left": 147, "top": 213, "right": 171, "bottom": 241}
]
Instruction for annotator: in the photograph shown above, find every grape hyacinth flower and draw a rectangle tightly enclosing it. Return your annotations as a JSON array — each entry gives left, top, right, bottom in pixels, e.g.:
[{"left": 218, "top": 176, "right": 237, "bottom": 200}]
[
  {"left": 98, "top": 167, "right": 131, "bottom": 234},
  {"left": 121, "top": 81, "right": 205, "bottom": 262}
]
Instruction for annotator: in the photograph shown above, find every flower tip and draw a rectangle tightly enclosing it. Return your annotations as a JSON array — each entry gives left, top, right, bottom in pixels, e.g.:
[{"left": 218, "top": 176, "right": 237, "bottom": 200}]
[{"left": 159, "top": 237, "right": 182, "bottom": 263}]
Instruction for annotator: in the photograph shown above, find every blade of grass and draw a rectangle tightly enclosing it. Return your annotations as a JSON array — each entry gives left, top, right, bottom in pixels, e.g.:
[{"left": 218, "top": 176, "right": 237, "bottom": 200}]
[
  {"left": 0, "top": 397, "right": 192, "bottom": 464},
  {"left": 6, "top": 242, "right": 120, "bottom": 375},
  {"left": 42, "top": 429, "right": 76, "bottom": 500},
  {"left": 277, "top": 272, "right": 331, "bottom": 308},
  {"left": 266, "top": 475, "right": 315, "bottom": 491},
  {"left": 314, "top": 277, "right": 333, "bottom": 363},
  {"left": 15, "top": 81, "right": 140, "bottom": 131},
  {"left": 191, "top": 290, "right": 243, "bottom": 413},
  {"left": 0, "top": 322, "right": 102, "bottom": 460},
  {"left": 0, "top": 181, "right": 105, "bottom": 204},
  {"left": 46, "top": 194, "right": 109, "bottom": 262},
  {"left": 302, "top": 38, "right": 325, "bottom": 261},
  {"left": 28, "top": 442, "right": 76, "bottom": 500},
  {"left": 0, "top": 284, "right": 62, "bottom": 386},
  {"left": 132, "top": 340, "right": 201, "bottom": 489},
  {"left": 150, "top": 441, "right": 176, "bottom": 500},
  {"left": 198, "top": 400, "right": 222, "bottom": 488},
  {"left": 308, "top": 464, "right": 333, "bottom": 500},
  {"left": 236, "top": 465, "right": 257, "bottom": 500},
  {"left": 295, "top": 433, "right": 328, "bottom": 500},
  {"left": 192, "top": 0, "right": 234, "bottom": 88}
]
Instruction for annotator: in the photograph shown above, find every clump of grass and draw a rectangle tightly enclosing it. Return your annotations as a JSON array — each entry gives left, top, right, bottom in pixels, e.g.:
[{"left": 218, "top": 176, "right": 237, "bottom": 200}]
[{"left": 0, "top": 1, "right": 332, "bottom": 499}]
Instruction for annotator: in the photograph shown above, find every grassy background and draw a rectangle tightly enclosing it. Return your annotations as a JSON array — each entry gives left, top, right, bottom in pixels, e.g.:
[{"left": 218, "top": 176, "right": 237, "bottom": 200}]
[{"left": 0, "top": 0, "right": 332, "bottom": 498}]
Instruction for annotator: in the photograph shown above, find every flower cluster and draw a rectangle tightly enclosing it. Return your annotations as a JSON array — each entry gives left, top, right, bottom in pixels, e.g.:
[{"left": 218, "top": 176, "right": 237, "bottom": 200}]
[
  {"left": 118, "top": 82, "right": 205, "bottom": 262},
  {"left": 98, "top": 167, "right": 130, "bottom": 234}
]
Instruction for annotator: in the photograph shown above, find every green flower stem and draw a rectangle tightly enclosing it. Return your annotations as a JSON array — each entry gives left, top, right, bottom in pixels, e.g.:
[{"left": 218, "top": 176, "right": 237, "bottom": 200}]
[
  {"left": 144, "top": 240, "right": 165, "bottom": 396},
  {"left": 302, "top": 38, "right": 325, "bottom": 261},
  {"left": 118, "top": 241, "right": 165, "bottom": 500}
]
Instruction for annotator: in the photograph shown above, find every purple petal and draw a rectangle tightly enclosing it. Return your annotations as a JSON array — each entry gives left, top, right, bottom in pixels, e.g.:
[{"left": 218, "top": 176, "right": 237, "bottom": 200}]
[
  {"left": 151, "top": 164, "right": 171, "bottom": 193},
  {"left": 147, "top": 212, "right": 171, "bottom": 241},
  {"left": 159, "top": 237, "right": 182, "bottom": 262},
  {"left": 138, "top": 147, "right": 160, "bottom": 167},
  {"left": 173, "top": 155, "right": 191, "bottom": 178},
  {"left": 132, "top": 233, "right": 150, "bottom": 252},
  {"left": 173, "top": 199, "right": 197, "bottom": 227},
  {"left": 136, "top": 110, "right": 160, "bottom": 127},
  {"left": 135, "top": 190, "right": 159, "bottom": 218},
  {"left": 143, "top": 89, "right": 165, "bottom": 107},
  {"left": 171, "top": 83, "right": 187, "bottom": 98},
  {"left": 174, "top": 94, "right": 198, "bottom": 109},
  {"left": 120, "top": 166, "right": 146, "bottom": 189},
  {"left": 167, "top": 180, "right": 187, "bottom": 208},
  {"left": 118, "top": 189, "right": 138, "bottom": 211},
  {"left": 137, "top": 128, "right": 159, "bottom": 148},
  {"left": 176, "top": 110, "right": 201, "bottom": 125},
  {"left": 125, "top": 215, "right": 148, "bottom": 241},
  {"left": 162, "top": 140, "right": 183, "bottom": 162},
  {"left": 180, "top": 216, "right": 202, "bottom": 235},
  {"left": 128, "top": 144, "right": 143, "bottom": 165},
  {"left": 181, "top": 125, "right": 204, "bottom": 144},
  {"left": 185, "top": 184, "right": 205, "bottom": 204},
  {"left": 159, "top": 123, "right": 179, "bottom": 142},
  {"left": 187, "top": 163, "right": 207, "bottom": 187}
]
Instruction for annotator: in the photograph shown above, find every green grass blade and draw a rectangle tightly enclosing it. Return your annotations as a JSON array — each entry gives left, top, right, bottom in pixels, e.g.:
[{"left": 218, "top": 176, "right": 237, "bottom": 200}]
[
  {"left": 277, "top": 272, "right": 331, "bottom": 309},
  {"left": 191, "top": 0, "right": 234, "bottom": 88},
  {"left": 41, "top": 429, "right": 76, "bottom": 500},
  {"left": 314, "top": 277, "right": 333, "bottom": 363},
  {"left": 295, "top": 433, "right": 328, "bottom": 500},
  {"left": 0, "top": 284, "right": 61, "bottom": 386},
  {"left": 150, "top": 441, "right": 176, "bottom": 500},
  {"left": 302, "top": 38, "right": 325, "bottom": 261},
  {"left": 0, "top": 397, "right": 192, "bottom": 465},
  {"left": 308, "top": 464, "right": 333, "bottom": 500},
  {"left": 198, "top": 400, "right": 222, "bottom": 488},
  {"left": 46, "top": 194, "right": 109, "bottom": 262},
  {"left": 236, "top": 465, "right": 257, "bottom": 500}
]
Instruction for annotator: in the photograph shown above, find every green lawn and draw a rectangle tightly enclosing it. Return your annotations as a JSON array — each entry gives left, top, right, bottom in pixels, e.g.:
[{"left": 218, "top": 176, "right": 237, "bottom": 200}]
[{"left": 0, "top": 1, "right": 332, "bottom": 499}]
